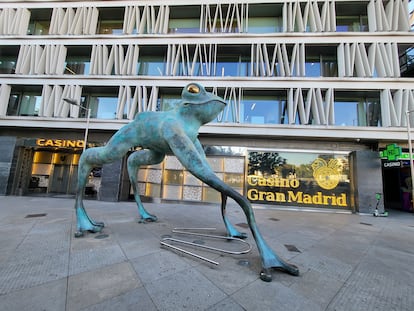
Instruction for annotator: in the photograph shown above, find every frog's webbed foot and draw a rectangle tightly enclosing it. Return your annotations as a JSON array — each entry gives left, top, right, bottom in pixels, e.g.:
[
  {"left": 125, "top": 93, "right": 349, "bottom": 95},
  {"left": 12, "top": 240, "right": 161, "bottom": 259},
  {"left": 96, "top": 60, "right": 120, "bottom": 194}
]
[
  {"left": 75, "top": 206, "right": 104, "bottom": 238},
  {"left": 260, "top": 259, "right": 300, "bottom": 282},
  {"left": 138, "top": 213, "right": 158, "bottom": 223},
  {"left": 221, "top": 194, "right": 248, "bottom": 239}
]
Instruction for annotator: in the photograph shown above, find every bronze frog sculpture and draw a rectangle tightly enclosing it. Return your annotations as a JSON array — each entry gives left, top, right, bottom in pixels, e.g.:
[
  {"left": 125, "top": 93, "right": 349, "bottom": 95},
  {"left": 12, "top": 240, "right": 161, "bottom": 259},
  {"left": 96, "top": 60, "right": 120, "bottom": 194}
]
[{"left": 73, "top": 83, "right": 299, "bottom": 281}]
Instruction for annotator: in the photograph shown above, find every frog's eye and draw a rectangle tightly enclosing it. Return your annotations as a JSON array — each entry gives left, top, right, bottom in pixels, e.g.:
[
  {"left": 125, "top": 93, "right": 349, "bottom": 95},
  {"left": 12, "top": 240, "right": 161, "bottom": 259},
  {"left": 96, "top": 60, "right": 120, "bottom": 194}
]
[{"left": 187, "top": 84, "right": 200, "bottom": 94}]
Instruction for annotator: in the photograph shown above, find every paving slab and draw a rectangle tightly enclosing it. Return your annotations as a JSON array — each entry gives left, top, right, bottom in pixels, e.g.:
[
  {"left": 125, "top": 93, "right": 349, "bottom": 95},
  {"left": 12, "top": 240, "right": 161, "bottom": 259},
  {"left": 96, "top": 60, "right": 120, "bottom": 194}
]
[{"left": 0, "top": 195, "right": 413, "bottom": 311}]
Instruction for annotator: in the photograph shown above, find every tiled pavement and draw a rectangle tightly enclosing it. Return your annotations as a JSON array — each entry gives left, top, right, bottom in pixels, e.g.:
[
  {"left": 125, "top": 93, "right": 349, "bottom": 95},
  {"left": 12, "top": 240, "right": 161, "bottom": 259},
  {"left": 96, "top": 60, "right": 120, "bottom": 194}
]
[{"left": 0, "top": 196, "right": 413, "bottom": 311}]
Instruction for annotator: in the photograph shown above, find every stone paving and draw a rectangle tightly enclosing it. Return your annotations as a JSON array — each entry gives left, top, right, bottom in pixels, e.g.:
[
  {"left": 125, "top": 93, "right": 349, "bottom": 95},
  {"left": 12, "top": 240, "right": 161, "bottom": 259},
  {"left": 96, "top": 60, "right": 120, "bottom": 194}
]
[{"left": 0, "top": 196, "right": 413, "bottom": 311}]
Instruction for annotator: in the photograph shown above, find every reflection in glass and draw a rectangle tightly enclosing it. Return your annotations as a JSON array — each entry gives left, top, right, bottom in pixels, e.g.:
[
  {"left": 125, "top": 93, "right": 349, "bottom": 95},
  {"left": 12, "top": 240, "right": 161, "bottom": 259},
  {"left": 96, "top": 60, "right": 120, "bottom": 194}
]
[
  {"left": 203, "top": 187, "right": 220, "bottom": 203},
  {"left": 16, "top": 94, "right": 42, "bottom": 116},
  {"left": 98, "top": 21, "right": 123, "bottom": 34},
  {"left": 147, "top": 183, "right": 161, "bottom": 197},
  {"left": 224, "top": 173, "right": 244, "bottom": 187},
  {"left": 247, "top": 150, "right": 350, "bottom": 209},
  {"left": 248, "top": 17, "right": 282, "bottom": 33},
  {"left": 89, "top": 96, "right": 118, "bottom": 119},
  {"left": 335, "top": 101, "right": 381, "bottom": 126},
  {"left": 241, "top": 97, "right": 288, "bottom": 124},
  {"left": 169, "top": 18, "right": 199, "bottom": 33},
  {"left": 27, "top": 21, "right": 50, "bottom": 35},
  {"left": 138, "top": 56, "right": 165, "bottom": 76},
  {"left": 164, "top": 170, "right": 184, "bottom": 185},
  {"left": 65, "top": 60, "right": 90, "bottom": 75}
]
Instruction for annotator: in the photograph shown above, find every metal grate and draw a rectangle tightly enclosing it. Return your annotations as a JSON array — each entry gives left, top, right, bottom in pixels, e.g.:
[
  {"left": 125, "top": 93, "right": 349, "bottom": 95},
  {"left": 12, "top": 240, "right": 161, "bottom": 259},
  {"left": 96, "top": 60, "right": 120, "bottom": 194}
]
[
  {"left": 268, "top": 217, "right": 280, "bottom": 221},
  {"left": 284, "top": 244, "right": 301, "bottom": 253},
  {"left": 94, "top": 234, "right": 109, "bottom": 239}
]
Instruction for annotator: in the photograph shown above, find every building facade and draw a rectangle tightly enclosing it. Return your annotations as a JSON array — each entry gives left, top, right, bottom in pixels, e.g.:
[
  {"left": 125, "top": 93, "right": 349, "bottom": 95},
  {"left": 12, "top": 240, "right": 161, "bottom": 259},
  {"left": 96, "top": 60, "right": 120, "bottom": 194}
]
[{"left": 1, "top": 0, "right": 413, "bottom": 213}]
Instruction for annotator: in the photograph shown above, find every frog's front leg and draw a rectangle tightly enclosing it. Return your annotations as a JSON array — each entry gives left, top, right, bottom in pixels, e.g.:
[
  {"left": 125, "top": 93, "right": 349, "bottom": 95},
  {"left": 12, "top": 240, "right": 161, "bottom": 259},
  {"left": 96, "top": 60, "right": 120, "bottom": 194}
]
[
  {"left": 193, "top": 139, "right": 246, "bottom": 239},
  {"left": 165, "top": 130, "right": 299, "bottom": 281},
  {"left": 127, "top": 149, "right": 165, "bottom": 222},
  {"left": 220, "top": 193, "right": 247, "bottom": 239}
]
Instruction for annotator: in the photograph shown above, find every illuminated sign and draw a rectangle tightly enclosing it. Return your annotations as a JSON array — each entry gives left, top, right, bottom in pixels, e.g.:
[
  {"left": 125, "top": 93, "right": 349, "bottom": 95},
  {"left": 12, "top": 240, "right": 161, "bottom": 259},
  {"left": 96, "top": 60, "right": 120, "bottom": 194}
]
[
  {"left": 383, "top": 161, "right": 401, "bottom": 168},
  {"left": 246, "top": 151, "right": 350, "bottom": 209},
  {"left": 380, "top": 143, "right": 402, "bottom": 161},
  {"left": 36, "top": 139, "right": 85, "bottom": 148},
  {"left": 311, "top": 158, "right": 342, "bottom": 190}
]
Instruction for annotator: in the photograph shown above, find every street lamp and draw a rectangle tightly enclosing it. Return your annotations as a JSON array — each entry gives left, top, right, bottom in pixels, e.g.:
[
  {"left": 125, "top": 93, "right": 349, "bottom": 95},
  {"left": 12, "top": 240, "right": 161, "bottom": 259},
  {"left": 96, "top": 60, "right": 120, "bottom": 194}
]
[
  {"left": 406, "top": 109, "right": 414, "bottom": 210},
  {"left": 63, "top": 98, "right": 91, "bottom": 152}
]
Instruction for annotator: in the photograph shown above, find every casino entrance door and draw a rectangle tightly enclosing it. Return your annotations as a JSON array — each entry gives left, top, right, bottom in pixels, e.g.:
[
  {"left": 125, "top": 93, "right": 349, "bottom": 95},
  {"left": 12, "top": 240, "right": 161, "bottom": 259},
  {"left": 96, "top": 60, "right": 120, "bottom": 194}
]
[
  {"left": 28, "top": 150, "right": 81, "bottom": 195},
  {"left": 382, "top": 159, "right": 413, "bottom": 212}
]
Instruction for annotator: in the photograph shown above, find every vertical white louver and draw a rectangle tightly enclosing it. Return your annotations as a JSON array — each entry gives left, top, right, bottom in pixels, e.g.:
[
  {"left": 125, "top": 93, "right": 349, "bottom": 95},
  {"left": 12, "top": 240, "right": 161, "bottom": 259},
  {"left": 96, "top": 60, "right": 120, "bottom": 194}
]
[
  {"left": 15, "top": 45, "right": 67, "bottom": 75},
  {"left": 216, "top": 87, "right": 242, "bottom": 123},
  {"left": 381, "top": 89, "right": 414, "bottom": 127},
  {"left": 284, "top": 1, "right": 336, "bottom": 32},
  {"left": 49, "top": 7, "right": 99, "bottom": 35},
  {"left": 367, "top": 0, "right": 410, "bottom": 31},
  {"left": 0, "top": 84, "right": 11, "bottom": 116},
  {"left": 39, "top": 85, "right": 82, "bottom": 117},
  {"left": 337, "top": 42, "right": 400, "bottom": 77},
  {"left": 0, "top": 8, "right": 30, "bottom": 35},
  {"left": 251, "top": 43, "right": 305, "bottom": 77},
  {"left": 166, "top": 44, "right": 217, "bottom": 76},
  {"left": 116, "top": 85, "right": 159, "bottom": 120},
  {"left": 89, "top": 45, "right": 139, "bottom": 75},
  {"left": 123, "top": 5, "right": 169, "bottom": 34},
  {"left": 201, "top": 3, "right": 248, "bottom": 33},
  {"left": 288, "top": 88, "right": 334, "bottom": 124}
]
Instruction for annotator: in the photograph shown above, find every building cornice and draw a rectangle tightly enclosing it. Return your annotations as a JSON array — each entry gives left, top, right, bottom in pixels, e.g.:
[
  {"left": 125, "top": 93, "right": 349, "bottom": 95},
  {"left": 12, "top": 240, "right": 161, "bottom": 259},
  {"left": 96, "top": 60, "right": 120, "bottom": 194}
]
[
  {"left": 1, "top": 76, "right": 413, "bottom": 90},
  {"left": 1, "top": 32, "right": 414, "bottom": 46},
  {"left": 0, "top": 116, "right": 409, "bottom": 143}
]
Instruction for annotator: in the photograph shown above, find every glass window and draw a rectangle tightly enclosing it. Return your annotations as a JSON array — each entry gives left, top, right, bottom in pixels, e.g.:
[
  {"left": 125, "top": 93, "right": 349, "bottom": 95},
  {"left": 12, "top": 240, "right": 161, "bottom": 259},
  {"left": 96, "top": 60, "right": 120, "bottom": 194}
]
[
  {"left": 169, "top": 18, "right": 199, "bottom": 33},
  {"left": 27, "top": 21, "right": 50, "bottom": 35},
  {"left": 241, "top": 97, "right": 288, "bottom": 124},
  {"left": 6, "top": 95, "right": 19, "bottom": 116},
  {"left": 335, "top": 102, "right": 358, "bottom": 126},
  {"left": 21, "top": 94, "right": 41, "bottom": 116},
  {"left": 0, "top": 59, "right": 16, "bottom": 74},
  {"left": 305, "top": 48, "right": 337, "bottom": 77},
  {"left": 27, "top": 8, "right": 52, "bottom": 35},
  {"left": 336, "top": 16, "right": 368, "bottom": 32},
  {"left": 89, "top": 96, "right": 118, "bottom": 119},
  {"left": 247, "top": 150, "right": 350, "bottom": 209},
  {"left": 97, "top": 8, "right": 124, "bottom": 34},
  {"left": 334, "top": 101, "right": 381, "bottom": 126},
  {"left": 138, "top": 56, "right": 165, "bottom": 76},
  {"left": 98, "top": 21, "right": 123, "bottom": 34},
  {"left": 164, "top": 170, "right": 184, "bottom": 185},
  {"left": 305, "top": 61, "right": 321, "bottom": 77},
  {"left": 65, "top": 60, "right": 90, "bottom": 75},
  {"left": 216, "top": 56, "right": 248, "bottom": 77},
  {"left": 248, "top": 17, "right": 282, "bottom": 33}
]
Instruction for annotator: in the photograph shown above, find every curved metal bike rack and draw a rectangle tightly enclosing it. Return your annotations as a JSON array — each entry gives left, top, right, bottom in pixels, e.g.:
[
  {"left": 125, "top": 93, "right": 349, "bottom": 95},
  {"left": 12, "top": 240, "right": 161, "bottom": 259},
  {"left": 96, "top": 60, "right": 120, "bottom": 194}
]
[{"left": 160, "top": 228, "right": 252, "bottom": 265}]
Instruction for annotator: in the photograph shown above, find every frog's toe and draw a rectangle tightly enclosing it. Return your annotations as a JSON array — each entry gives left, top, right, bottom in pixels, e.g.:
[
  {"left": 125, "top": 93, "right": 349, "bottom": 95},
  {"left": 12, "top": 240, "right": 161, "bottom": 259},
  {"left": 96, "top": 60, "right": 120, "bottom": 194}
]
[
  {"left": 138, "top": 214, "right": 158, "bottom": 223},
  {"left": 230, "top": 232, "right": 248, "bottom": 239}
]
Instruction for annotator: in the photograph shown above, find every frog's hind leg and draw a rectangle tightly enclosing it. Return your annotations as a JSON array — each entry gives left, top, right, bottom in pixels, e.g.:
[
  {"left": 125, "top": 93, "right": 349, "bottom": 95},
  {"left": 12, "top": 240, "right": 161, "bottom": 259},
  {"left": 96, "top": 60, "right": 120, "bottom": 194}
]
[
  {"left": 220, "top": 193, "right": 247, "bottom": 239},
  {"left": 127, "top": 150, "right": 165, "bottom": 222}
]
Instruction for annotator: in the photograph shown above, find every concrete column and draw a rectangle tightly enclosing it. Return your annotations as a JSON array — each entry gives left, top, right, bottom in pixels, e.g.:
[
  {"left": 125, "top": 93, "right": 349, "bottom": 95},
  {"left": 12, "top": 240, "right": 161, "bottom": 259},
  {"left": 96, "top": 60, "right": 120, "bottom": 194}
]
[
  {"left": 351, "top": 150, "right": 383, "bottom": 214},
  {"left": 0, "top": 136, "right": 17, "bottom": 195},
  {"left": 98, "top": 160, "right": 129, "bottom": 202},
  {"left": 99, "top": 159, "right": 124, "bottom": 202}
]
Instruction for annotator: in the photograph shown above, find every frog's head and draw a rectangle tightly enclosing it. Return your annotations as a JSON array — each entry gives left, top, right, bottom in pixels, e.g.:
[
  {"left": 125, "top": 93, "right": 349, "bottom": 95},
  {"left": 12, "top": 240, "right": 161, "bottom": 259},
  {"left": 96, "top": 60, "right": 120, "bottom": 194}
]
[{"left": 178, "top": 83, "right": 227, "bottom": 124}]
